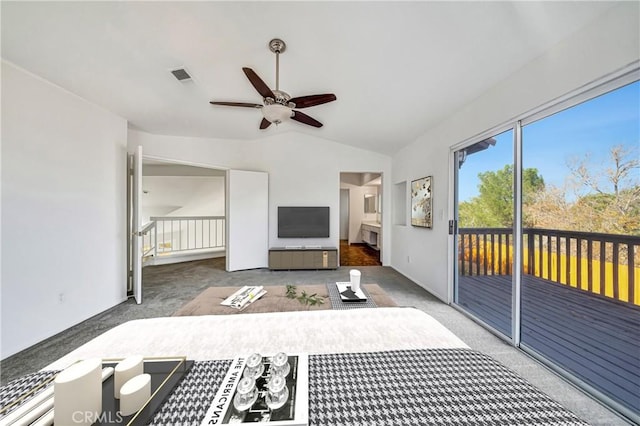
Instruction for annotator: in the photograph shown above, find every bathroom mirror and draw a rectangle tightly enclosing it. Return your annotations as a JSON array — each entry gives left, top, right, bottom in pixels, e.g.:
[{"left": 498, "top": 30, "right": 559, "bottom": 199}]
[{"left": 364, "top": 194, "right": 377, "bottom": 213}]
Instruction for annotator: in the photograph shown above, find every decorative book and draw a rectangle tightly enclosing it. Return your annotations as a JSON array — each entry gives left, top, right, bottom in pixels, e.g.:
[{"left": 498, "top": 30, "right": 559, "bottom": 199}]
[
  {"left": 200, "top": 354, "right": 308, "bottom": 426},
  {"left": 336, "top": 282, "right": 367, "bottom": 302},
  {"left": 220, "top": 286, "right": 267, "bottom": 310}
]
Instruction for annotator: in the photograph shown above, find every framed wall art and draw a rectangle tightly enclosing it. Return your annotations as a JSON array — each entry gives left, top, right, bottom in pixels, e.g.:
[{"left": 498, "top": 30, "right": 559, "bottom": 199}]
[{"left": 411, "top": 176, "right": 432, "bottom": 228}]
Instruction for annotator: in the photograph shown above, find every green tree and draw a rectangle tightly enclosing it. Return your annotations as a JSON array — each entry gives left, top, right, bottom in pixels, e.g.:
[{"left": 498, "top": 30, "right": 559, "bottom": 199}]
[{"left": 459, "top": 165, "right": 545, "bottom": 228}]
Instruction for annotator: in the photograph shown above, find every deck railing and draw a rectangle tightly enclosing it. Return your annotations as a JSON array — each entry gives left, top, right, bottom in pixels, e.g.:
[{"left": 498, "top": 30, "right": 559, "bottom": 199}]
[
  {"left": 142, "top": 216, "right": 225, "bottom": 259},
  {"left": 458, "top": 227, "right": 640, "bottom": 305}
]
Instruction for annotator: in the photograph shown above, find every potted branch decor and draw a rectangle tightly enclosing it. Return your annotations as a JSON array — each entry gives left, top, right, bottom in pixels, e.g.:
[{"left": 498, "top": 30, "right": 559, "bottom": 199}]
[{"left": 285, "top": 285, "right": 325, "bottom": 307}]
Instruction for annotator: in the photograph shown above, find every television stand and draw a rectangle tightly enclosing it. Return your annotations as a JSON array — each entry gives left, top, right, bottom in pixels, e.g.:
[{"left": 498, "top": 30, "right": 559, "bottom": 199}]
[{"left": 269, "top": 247, "right": 338, "bottom": 270}]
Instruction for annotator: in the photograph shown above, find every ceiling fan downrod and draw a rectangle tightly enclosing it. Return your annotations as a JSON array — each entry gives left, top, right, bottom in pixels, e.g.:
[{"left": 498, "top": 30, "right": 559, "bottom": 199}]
[{"left": 269, "top": 38, "right": 286, "bottom": 92}]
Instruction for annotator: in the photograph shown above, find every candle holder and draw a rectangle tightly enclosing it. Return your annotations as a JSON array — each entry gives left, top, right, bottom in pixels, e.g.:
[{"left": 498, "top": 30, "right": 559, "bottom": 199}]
[
  {"left": 243, "top": 352, "right": 265, "bottom": 380},
  {"left": 265, "top": 374, "right": 289, "bottom": 410},
  {"left": 270, "top": 352, "right": 291, "bottom": 378},
  {"left": 232, "top": 377, "right": 259, "bottom": 412}
]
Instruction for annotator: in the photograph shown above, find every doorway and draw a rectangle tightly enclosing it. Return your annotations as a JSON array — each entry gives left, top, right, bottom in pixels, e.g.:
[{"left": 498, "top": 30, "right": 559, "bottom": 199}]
[
  {"left": 127, "top": 153, "right": 228, "bottom": 302},
  {"left": 339, "top": 172, "right": 382, "bottom": 266}
]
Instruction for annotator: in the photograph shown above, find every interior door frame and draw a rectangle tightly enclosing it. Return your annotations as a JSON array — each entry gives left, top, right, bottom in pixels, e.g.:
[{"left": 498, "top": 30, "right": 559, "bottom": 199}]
[
  {"left": 126, "top": 153, "right": 133, "bottom": 296},
  {"left": 339, "top": 188, "right": 350, "bottom": 242},
  {"left": 127, "top": 153, "right": 229, "bottom": 302},
  {"left": 131, "top": 146, "right": 143, "bottom": 304}
]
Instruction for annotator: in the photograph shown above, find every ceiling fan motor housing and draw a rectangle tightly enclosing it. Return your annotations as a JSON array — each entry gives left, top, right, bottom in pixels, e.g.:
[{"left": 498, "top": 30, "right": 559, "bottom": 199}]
[{"left": 268, "top": 90, "right": 295, "bottom": 107}]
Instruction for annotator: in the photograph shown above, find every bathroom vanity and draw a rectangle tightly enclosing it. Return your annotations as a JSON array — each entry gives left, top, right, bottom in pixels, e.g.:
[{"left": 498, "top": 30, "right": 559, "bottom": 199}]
[{"left": 361, "top": 221, "right": 381, "bottom": 251}]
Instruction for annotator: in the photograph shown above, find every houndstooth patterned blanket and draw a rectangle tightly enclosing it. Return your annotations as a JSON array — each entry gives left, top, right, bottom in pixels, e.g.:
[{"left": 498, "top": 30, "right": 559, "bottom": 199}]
[{"left": 1, "top": 349, "right": 588, "bottom": 425}]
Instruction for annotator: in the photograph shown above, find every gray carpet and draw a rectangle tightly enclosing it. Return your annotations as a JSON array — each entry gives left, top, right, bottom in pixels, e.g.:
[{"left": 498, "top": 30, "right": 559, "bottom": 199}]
[{"left": 0, "top": 257, "right": 629, "bottom": 425}]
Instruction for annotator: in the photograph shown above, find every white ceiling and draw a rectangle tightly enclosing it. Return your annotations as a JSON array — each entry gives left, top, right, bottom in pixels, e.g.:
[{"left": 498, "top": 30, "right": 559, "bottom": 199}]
[{"left": 1, "top": 1, "right": 616, "bottom": 155}]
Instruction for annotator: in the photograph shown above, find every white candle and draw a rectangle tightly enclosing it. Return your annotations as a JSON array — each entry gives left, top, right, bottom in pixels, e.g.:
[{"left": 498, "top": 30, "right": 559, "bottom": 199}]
[
  {"left": 101, "top": 367, "right": 114, "bottom": 381},
  {"left": 119, "top": 374, "right": 151, "bottom": 416},
  {"left": 350, "top": 269, "right": 361, "bottom": 292},
  {"left": 53, "top": 358, "right": 102, "bottom": 426},
  {"left": 114, "top": 355, "right": 144, "bottom": 399}
]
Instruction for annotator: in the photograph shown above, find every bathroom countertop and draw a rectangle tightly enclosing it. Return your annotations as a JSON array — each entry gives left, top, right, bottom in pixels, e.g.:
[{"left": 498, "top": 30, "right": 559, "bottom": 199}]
[{"left": 362, "top": 221, "right": 381, "bottom": 228}]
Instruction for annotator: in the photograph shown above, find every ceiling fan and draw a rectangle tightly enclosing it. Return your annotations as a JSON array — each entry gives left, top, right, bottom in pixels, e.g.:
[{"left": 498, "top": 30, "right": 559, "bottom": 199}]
[{"left": 210, "top": 38, "right": 337, "bottom": 129}]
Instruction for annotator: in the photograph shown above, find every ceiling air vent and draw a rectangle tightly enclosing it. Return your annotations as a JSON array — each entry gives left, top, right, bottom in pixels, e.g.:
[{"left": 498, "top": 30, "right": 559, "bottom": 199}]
[{"left": 170, "top": 68, "right": 192, "bottom": 82}]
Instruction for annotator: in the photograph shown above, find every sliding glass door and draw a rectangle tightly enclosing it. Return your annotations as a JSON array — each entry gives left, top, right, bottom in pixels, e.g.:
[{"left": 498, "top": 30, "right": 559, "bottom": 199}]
[
  {"left": 454, "top": 129, "right": 514, "bottom": 338},
  {"left": 452, "top": 77, "right": 639, "bottom": 421}
]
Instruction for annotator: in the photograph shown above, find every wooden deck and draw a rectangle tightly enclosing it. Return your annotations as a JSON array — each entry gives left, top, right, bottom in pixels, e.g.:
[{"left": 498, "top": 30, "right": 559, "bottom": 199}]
[{"left": 457, "top": 274, "right": 640, "bottom": 415}]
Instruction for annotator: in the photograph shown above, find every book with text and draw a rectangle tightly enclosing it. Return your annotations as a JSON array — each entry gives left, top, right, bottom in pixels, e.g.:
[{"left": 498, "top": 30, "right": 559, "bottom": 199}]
[
  {"left": 199, "top": 354, "right": 308, "bottom": 426},
  {"left": 220, "top": 286, "right": 267, "bottom": 310}
]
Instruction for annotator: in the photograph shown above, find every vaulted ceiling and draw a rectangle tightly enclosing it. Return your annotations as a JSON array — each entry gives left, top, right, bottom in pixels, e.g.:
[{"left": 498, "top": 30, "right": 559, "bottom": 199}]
[{"left": 1, "top": 1, "right": 616, "bottom": 155}]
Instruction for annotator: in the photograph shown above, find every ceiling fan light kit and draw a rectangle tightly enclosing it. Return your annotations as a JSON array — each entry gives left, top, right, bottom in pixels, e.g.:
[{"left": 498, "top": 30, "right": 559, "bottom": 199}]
[
  {"left": 262, "top": 103, "right": 292, "bottom": 125},
  {"left": 210, "top": 38, "right": 336, "bottom": 129}
]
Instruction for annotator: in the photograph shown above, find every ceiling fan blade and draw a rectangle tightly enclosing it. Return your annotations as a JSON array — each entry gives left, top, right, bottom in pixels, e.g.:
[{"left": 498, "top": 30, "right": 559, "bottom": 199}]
[
  {"left": 260, "top": 118, "right": 272, "bottom": 129},
  {"left": 291, "top": 110, "right": 323, "bottom": 128},
  {"left": 289, "top": 94, "right": 337, "bottom": 109},
  {"left": 210, "top": 101, "right": 262, "bottom": 108},
  {"left": 242, "top": 67, "right": 275, "bottom": 99}
]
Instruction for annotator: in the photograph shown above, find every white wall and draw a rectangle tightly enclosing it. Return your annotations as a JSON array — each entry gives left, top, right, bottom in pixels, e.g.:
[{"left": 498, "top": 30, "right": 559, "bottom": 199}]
[
  {"left": 166, "top": 177, "right": 225, "bottom": 217},
  {"left": 1, "top": 61, "right": 128, "bottom": 358},
  {"left": 390, "top": 3, "right": 640, "bottom": 302},
  {"left": 128, "top": 129, "right": 392, "bottom": 264},
  {"left": 141, "top": 176, "right": 225, "bottom": 223}
]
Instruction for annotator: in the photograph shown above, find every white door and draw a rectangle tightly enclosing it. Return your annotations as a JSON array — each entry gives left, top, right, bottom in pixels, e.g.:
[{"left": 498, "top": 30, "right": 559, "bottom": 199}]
[
  {"left": 131, "top": 146, "right": 143, "bottom": 303},
  {"left": 226, "top": 170, "right": 269, "bottom": 271}
]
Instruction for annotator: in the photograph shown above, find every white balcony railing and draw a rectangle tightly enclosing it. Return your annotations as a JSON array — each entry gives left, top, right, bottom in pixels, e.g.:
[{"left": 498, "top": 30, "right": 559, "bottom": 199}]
[{"left": 142, "top": 216, "right": 225, "bottom": 261}]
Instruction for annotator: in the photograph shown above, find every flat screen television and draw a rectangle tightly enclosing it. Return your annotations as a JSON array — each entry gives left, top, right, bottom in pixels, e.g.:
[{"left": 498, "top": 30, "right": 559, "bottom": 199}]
[{"left": 278, "top": 206, "right": 330, "bottom": 238}]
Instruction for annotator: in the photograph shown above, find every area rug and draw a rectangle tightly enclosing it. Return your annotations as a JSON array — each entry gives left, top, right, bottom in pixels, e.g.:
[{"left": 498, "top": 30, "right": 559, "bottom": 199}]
[{"left": 172, "top": 284, "right": 396, "bottom": 316}]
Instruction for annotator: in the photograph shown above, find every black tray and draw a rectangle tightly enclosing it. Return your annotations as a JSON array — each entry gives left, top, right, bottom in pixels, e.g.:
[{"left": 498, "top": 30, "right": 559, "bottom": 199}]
[
  {"left": 0, "top": 358, "right": 192, "bottom": 426},
  {"left": 97, "top": 357, "right": 193, "bottom": 426}
]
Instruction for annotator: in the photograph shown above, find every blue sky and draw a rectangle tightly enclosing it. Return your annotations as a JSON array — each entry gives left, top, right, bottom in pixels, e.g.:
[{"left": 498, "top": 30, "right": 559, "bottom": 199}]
[{"left": 458, "top": 80, "right": 640, "bottom": 202}]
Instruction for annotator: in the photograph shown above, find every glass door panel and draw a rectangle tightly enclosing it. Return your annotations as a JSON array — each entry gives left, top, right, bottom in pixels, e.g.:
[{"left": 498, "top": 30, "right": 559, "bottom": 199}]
[
  {"left": 521, "top": 81, "right": 639, "bottom": 417},
  {"left": 454, "top": 129, "right": 514, "bottom": 338}
]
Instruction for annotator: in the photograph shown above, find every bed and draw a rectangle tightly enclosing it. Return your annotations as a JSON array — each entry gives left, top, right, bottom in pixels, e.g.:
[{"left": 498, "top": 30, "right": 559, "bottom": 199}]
[{"left": 2, "top": 308, "right": 588, "bottom": 425}]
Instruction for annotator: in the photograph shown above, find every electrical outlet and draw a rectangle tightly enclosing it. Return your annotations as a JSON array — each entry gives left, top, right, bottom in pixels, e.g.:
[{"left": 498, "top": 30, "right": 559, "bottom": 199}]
[
  {"left": 58, "top": 293, "right": 65, "bottom": 303},
  {"left": 407, "top": 256, "right": 411, "bottom": 263}
]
